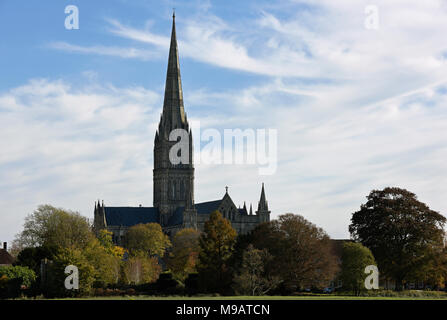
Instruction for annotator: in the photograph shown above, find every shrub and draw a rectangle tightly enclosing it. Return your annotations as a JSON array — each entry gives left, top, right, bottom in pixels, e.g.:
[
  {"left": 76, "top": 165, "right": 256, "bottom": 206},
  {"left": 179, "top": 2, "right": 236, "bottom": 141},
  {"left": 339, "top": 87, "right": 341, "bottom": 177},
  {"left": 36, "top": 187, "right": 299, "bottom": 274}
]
[
  {"left": 185, "top": 273, "right": 199, "bottom": 295},
  {"left": 94, "top": 288, "right": 104, "bottom": 296},
  {"left": 155, "top": 272, "right": 184, "bottom": 295},
  {"left": 0, "top": 266, "right": 36, "bottom": 298},
  {"left": 335, "top": 289, "right": 447, "bottom": 298},
  {"left": 126, "top": 288, "right": 136, "bottom": 296}
]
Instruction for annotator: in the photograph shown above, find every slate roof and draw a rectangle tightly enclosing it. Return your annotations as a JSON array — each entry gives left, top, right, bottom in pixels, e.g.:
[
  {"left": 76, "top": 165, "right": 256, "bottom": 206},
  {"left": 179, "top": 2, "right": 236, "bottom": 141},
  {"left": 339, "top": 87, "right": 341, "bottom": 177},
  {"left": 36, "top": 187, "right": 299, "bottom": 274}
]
[
  {"left": 238, "top": 207, "right": 248, "bottom": 215},
  {"left": 167, "top": 200, "right": 223, "bottom": 226},
  {"left": 0, "top": 249, "right": 14, "bottom": 265},
  {"left": 104, "top": 199, "right": 225, "bottom": 228},
  {"left": 195, "top": 200, "right": 222, "bottom": 215},
  {"left": 104, "top": 207, "right": 159, "bottom": 227}
]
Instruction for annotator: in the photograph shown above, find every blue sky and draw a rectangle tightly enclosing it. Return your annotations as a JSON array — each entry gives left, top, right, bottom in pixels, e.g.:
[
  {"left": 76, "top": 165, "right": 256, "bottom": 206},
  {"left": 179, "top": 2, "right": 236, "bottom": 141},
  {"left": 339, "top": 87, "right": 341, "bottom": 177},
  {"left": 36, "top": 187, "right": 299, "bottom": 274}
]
[{"left": 1, "top": 0, "right": 447, "bottom": 245}]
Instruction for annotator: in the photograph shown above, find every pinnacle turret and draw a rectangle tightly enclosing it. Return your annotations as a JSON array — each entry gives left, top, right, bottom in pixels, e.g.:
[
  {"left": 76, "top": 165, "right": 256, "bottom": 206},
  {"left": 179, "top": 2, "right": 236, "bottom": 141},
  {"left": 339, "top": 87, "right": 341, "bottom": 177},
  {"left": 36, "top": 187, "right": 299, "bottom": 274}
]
[
  {"left": 257, "top": 183, "right": 268, "bottom": 211},
  {"left": 256, "top": 183, "right": 270, "bottom": 222}
]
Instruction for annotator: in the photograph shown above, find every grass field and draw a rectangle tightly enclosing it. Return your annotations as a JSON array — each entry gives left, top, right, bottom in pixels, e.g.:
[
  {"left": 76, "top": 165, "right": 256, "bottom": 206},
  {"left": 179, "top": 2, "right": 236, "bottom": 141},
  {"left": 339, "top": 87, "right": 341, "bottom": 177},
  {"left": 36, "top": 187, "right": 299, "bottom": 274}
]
[{"left": 52, "top": 294, "right": 447, "bottom": 300}]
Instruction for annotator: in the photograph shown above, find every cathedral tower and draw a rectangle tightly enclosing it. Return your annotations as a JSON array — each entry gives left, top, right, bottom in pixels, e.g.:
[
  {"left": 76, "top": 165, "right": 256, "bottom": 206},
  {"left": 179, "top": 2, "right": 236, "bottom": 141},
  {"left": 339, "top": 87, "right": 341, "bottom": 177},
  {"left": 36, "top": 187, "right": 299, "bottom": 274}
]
[
  {"left": 153, "top": 13, "right": 194, "bottom": 225},
  {"left": 94, "top": 13, "right": 270, "bottom": 241}
]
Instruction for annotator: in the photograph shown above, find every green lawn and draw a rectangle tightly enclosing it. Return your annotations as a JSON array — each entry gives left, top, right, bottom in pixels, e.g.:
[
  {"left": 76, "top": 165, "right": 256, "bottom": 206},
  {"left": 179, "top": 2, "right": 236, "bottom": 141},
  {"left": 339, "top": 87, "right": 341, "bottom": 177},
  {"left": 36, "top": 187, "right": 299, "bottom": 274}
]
[{"left": 51, "top": 295, "right": 447, "bottom": 300}]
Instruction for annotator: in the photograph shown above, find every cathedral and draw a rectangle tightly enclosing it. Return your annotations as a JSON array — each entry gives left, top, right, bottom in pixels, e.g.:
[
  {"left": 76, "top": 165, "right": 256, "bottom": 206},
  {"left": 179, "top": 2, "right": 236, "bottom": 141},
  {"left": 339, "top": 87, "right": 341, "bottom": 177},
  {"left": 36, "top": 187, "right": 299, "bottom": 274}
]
[{"left": 93, "top": 14, "right": 270, "bottom": 245}]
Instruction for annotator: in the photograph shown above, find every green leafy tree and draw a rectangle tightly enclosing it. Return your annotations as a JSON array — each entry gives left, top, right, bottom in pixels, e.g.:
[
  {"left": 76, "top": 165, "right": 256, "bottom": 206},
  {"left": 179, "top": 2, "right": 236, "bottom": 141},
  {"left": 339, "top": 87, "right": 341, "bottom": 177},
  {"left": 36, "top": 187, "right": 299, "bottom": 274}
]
[
  {"left": 11, "top": 205, "right": 139, "bottom": 296},
  {"left": 126, "top": 223, "right": 171, "bottom": 257},
  {"left": 233, "top": 244, "right": 281, "bottom": 295},
  {"left": 97, "top": 229, "right": 114, "bottom": 249},
  {"left": 44, "top": 246, "right": 95, "bottom": 297},
  {"left": 0, "top": 265, "right": 37, "bottom": 298},
  {"left": 14, "top": 246, "right": 56, "bottom": 275},
  {"left": 97, "top": 229, "right": 125, "bottom": 258},
  {"left": 83, "top": 238, "right": 121, "bottom": 288},
  {"left": 251, "top": 214, "right": 339, "bottom": 292},
  {"left": 122, "top": 255, "right": 161, "bottom": 285},
  {"left": 197, "top": 211, "right": 237, "bottom": 294},
  {"left": 13, "top": 204, "right": 94, "bottom": 250},
  {"left": 428, "top": 249, "right": 447, "bottom": 289},
  {"left": 167, "top": 228, "right": 201, "bottom": 282},
  {"left": 407, "top": 245, "right": 447, "bottom": 290},
  {"left": 340, "top": 242, "right": 376, "bottom": 295},
  {"left": 349, "top": 187, "right": 446, "bottom": 290},
  {"left": 15, "top": 234, "right": 123, "bottom": 293}
]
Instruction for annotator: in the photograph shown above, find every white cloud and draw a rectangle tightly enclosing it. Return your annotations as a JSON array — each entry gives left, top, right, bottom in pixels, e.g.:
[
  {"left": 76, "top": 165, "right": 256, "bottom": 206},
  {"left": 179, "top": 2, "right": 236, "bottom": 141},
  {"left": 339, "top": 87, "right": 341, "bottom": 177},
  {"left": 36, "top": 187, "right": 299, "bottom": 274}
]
[
  {"left": 2, "top": 74, "right": 447, "bottom": 244},
  {"left": 188, "top": 77, "right": 447, "bottom": 238},
  {"left": 48, "top": 42, "right": 161, "bottom": 60},
  {"left": 0, "top": 78, "right": 161, "bottom": 242},
  {"left": 49, "top": 1, "right": 447, "bottom": 81},
  {"left": 3, "top": 1, "right": 447, "bottom": 243}
]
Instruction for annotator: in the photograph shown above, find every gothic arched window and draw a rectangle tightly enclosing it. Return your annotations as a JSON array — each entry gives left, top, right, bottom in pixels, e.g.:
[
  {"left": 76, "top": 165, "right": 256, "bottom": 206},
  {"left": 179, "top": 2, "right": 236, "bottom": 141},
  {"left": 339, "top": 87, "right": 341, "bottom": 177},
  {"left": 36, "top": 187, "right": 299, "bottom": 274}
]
[
  {"left": 168, "top": 181, "right": 172, "bottom": 200},
  {"left": 180, "top": 180, "right": 185, "bottom": 200},
  {"left": 173, "top": 181, "right": 176, "bottom": 199}
]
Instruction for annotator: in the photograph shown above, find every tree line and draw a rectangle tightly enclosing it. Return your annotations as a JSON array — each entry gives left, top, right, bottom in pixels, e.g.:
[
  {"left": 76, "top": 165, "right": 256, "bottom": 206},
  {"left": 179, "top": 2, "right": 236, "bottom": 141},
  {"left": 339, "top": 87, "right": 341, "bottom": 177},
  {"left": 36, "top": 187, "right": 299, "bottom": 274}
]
[{"left": 1, "top": 187, "right": 446, "bottom": 298}]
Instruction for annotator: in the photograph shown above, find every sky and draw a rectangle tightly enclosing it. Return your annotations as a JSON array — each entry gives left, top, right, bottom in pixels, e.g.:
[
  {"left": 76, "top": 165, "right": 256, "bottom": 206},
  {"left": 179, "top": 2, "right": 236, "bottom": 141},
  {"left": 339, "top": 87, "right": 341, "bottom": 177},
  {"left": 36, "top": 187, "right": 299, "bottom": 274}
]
[{"left": 1, "top": 0, "right": 447, "bottom": 245}]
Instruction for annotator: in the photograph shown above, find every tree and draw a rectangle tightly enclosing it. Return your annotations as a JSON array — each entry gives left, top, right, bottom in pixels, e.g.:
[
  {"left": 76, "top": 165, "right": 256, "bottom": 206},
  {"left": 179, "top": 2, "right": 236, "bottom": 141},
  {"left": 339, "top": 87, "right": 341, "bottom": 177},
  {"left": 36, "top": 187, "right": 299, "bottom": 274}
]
[
  {"left": 251, "top": 214, "right": 339, "bottom": 292},
  {"left": 83, "top": 238, "right": 121, "bottom": 288},
  {"left": 14, "top": 246, "right": 57, "bottom": 275},
  {"left": 97, "top": 229, "right": 125, "bottom": 258},
  {"left": 97, "top": 229, "right": 114, "bottom": 249},
  {"left": 44, "top": 246, "right": 95, "bottom": 297},
  {"left": 13, "top": 204, "right": 94, "bottom": 250},
  {"left": 122, "top": 255, "right": 161, "bottom": 285},
  {"left": 167, "top": 228, "right": 201, "bottom": 282},
  {"left": 229, "top": 233, "right": 253, "bottom": 271},
  {"left": 412, "top": 245, "right": 447, "bottom": 290},
  {"left": 340, "top": 242, "right": 376, "bottom": 295},
  {"left": 233, "top": 244, "right": 281, "bottom": 295},
  {"left": 197, "top": 211, "right": 237, "bottom": 294},
  {"left": 349, "top": 187, "right": 446, "bottom": 290},
  {"left": 15, "top": 231, "right": 124, "bottom": 294},
  {"left": 126, "top": 223, "right": 171, "bottom": 257}
]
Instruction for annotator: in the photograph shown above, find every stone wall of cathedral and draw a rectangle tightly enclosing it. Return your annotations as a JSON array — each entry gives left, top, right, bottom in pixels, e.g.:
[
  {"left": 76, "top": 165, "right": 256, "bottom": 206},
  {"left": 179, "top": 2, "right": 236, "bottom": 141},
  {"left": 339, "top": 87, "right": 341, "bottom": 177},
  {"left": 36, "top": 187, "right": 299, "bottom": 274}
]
[{"left": 196, "top": 213, "right": 263, "bottom": 234}]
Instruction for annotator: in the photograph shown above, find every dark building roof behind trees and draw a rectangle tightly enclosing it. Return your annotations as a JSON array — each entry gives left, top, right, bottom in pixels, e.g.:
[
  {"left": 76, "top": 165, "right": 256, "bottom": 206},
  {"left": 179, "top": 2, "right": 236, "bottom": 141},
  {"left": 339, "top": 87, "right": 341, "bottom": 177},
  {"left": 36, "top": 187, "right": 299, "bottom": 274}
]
[
  {"left": 105, "top": 199, "right": 240, "bottom": 228},
  {"left": 0, "top": 249, "right": 14, "bottom": 265},
  {"left": 104, "top": 207, "right": 160, "bottom": 227}
]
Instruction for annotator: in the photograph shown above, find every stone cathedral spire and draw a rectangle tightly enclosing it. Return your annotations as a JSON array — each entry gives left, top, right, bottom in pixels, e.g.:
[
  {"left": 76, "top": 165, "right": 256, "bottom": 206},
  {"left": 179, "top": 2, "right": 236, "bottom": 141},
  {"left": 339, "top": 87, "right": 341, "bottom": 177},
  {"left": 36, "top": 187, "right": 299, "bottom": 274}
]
[
  {"left": 154, "top": 13, "right": 195, "bottom": 225},
  {"left": 159, "top": 12, "right": 188, "bottom": 135}
]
